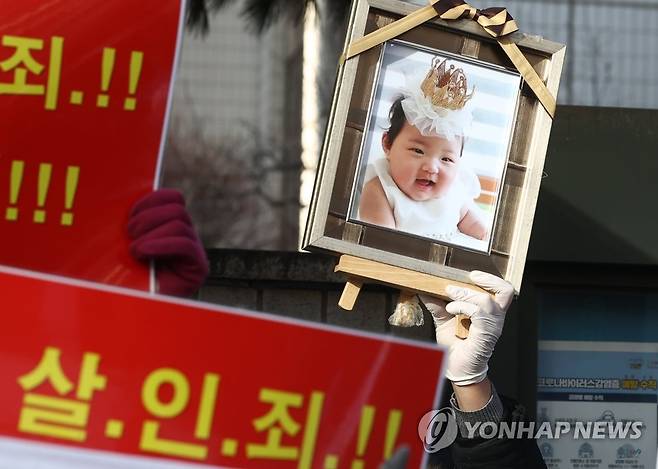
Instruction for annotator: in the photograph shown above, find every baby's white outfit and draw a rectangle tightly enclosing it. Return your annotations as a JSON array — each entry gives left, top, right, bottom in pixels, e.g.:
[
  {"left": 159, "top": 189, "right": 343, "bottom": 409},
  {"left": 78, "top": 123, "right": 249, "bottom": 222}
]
[{"left": 362, "top": 158, "right": 480, "bottom": 241}]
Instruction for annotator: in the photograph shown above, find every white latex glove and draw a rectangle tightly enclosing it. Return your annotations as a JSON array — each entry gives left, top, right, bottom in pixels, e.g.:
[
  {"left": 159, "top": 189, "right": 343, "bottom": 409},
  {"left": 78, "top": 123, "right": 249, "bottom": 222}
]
[{"left": 421, "top": 271, "right": 515, "bottom": 386}]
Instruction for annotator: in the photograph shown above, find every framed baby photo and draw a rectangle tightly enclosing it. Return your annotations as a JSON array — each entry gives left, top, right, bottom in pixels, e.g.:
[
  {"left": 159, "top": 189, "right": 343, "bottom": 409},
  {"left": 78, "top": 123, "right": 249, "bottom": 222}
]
[{"left": 303, "top": 0, "right": 566, "bottom": 292}]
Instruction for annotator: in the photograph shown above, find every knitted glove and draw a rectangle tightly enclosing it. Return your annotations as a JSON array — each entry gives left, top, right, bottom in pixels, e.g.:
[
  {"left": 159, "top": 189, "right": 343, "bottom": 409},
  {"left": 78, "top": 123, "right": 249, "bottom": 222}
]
[
  {"left": 422, "top": 271, "right": 514, "bottom": 386},
  {"left": 128, "top": 189, "right": 209, "bottom": 297}
]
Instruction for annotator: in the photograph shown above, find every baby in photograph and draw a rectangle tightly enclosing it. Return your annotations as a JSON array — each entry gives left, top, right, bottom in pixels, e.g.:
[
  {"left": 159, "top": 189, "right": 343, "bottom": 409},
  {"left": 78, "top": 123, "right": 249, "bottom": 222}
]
[{"left": 359, "top": 57, "right": 488, "bottom": 242}]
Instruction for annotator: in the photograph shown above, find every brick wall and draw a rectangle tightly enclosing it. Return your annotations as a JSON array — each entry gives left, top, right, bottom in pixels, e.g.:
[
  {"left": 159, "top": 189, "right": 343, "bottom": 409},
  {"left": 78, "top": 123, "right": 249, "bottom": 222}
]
[{"left": 200, "top": 249, "right": 436, "bottom": 342}]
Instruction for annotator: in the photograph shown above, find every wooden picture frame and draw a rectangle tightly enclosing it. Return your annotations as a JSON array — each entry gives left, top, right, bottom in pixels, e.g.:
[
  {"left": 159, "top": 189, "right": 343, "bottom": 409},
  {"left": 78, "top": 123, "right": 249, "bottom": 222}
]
[{"left": 303, "top": 0, "right": 566, "bottom": 293}]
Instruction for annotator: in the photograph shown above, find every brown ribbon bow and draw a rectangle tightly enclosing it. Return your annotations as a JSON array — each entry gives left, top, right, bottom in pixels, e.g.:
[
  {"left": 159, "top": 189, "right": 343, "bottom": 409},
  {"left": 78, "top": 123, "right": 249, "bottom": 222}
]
[
  {"left": 342, "top": 0, "right": 556, "bottom": 118},
  {"left": 431, "top": 0, "right": 519, "bottom": 38}
]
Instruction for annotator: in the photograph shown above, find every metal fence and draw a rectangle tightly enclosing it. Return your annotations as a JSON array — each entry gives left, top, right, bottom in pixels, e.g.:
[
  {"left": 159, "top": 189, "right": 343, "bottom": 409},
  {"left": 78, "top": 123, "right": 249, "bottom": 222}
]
[{"left": 407, "top": 0, "right": 658, "bottom": 108}]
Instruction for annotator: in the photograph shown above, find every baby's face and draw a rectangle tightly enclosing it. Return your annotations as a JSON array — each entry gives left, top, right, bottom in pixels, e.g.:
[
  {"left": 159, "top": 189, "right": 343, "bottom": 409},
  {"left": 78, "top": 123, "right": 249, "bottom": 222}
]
[{"left": 383, "top": 121, "right": 461, "bottom": 202}]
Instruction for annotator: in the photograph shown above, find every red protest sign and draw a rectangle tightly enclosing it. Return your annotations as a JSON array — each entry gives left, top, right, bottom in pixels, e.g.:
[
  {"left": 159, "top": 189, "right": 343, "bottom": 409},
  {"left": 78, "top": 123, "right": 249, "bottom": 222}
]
[
  {"left": 0, "top": 0, "right": 184, "bottom": 289},
  {"left": 0, "top": 266, "right": 445, "bottom": 468}
]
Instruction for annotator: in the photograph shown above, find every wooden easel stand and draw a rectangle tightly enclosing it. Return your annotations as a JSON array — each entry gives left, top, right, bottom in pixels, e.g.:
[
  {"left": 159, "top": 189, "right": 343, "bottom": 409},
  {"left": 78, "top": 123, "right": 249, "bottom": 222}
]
[{"left": 334, "top": 255, "right": 482, "bottom": 338}]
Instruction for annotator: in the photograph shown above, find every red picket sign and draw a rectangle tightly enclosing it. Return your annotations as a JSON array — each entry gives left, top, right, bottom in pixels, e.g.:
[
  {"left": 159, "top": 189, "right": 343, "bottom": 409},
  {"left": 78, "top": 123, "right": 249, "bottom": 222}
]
[
  {"left": 0, "top": 266, "right": 446, "bottom": 468},
  {"left": 0, "top": 0, "right": 185, "bottom": 290}
]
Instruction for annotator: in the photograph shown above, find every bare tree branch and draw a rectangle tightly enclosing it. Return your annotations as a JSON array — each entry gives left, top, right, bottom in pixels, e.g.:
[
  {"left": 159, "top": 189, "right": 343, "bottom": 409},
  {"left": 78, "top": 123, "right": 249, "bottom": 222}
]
[{"left": 185, "top": 0, "right": 351, "bottom": 35}]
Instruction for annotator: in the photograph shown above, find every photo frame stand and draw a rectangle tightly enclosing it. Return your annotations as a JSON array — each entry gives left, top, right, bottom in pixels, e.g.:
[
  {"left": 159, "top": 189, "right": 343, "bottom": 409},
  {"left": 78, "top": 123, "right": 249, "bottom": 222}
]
[
  {"left": 304, "top": 1, "right": 565, "bottom": 340},
  {"left": 334, "top": 254, "right": 478, "bottom": 338}
]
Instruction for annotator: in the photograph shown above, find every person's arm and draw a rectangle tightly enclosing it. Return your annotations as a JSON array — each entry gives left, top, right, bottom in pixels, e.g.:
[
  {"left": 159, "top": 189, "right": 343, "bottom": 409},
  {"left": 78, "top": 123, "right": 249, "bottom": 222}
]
[
  {"left": 359, "top": 177, "right": 396, "bottom": 229},
  {"left": 449, "top": 388, "right": 547, "bottom": 469},
  {"left": 457, "top": 202, "right": 488, "bottom": 240},
  {"left": 452, "top": 377, "right": 493, "bottom": 411},
  {"left": 422, "top": 272, "right": 547, "bottom": 468}
]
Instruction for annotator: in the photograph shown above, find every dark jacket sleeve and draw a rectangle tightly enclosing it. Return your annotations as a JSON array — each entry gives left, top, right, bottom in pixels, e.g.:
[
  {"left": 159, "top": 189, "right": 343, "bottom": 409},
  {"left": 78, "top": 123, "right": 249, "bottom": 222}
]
[{"left": 450, "top": 394, "right": 547, "bottom": 469}]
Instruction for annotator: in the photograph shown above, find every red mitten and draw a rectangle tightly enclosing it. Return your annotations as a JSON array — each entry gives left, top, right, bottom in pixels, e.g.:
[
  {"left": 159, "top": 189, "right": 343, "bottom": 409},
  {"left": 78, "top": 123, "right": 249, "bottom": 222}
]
[{"left": 128, "top": 189, "right": 209, "bottom": 297}]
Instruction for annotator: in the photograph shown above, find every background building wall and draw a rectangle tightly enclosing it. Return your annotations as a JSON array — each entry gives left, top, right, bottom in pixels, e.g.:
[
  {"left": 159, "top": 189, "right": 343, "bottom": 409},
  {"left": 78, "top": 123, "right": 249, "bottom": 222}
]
[
  {"left": 530, "top": 106, "right": 658, "bottom": 265},
  {"left": 162, "top": 2, "right": 303, "bottom": 251},
  {"left": 406, "top": 0, "right": 658, "bottom": 108}
]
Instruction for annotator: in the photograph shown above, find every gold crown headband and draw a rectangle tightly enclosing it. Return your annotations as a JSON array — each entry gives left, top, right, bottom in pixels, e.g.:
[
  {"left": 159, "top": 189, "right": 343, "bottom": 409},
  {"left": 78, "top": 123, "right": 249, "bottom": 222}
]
[
  {"left": 399, "top": 57, "right": 475, "bottom": 141},
  {"left": 420, "top": 57, "right": 475, "bottom": 111}
]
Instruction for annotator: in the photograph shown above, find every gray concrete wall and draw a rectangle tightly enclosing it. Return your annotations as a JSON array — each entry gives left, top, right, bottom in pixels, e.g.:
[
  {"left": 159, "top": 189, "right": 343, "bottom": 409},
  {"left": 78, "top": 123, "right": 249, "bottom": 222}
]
[
  {"left": 529, "top": 106, "right": 658, "bottom": 264},
  {"left": 199, "top": 249, "right": 437, "bottom": 343}
]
